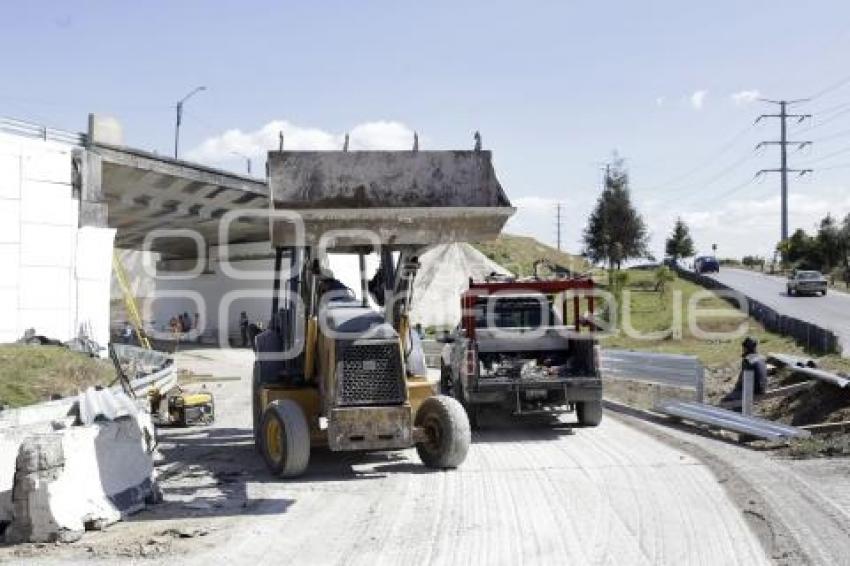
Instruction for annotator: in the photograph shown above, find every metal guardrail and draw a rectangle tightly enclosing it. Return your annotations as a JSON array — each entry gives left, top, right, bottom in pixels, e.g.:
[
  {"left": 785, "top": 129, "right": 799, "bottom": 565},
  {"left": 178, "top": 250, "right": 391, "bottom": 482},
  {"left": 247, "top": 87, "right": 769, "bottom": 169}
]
[
  {"left": 601, "top": 349, "right": 704, "bottom": 402},
  {"left": 677, "top": 268, "right": 840, "bottom": 355},
  {"left": 0, "top": 116, "right": 86, "bottom": 146},
  {"left": 655, "top": 399, "right": 810, "bottom": 441}
]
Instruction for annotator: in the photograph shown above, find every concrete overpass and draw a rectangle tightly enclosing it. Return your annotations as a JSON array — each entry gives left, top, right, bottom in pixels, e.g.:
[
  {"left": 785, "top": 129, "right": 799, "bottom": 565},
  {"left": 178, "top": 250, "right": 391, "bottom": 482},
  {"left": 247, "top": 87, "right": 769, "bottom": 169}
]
[{"left": 79, "top": 116, "right": 271, "bottom": 259}]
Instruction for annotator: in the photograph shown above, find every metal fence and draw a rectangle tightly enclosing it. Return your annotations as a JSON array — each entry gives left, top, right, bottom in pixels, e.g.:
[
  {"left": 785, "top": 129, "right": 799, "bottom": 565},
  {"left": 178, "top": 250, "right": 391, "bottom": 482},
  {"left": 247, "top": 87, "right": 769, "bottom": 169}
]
[{"left": 677, "top": 269, "right": 840, "bottom": 355}]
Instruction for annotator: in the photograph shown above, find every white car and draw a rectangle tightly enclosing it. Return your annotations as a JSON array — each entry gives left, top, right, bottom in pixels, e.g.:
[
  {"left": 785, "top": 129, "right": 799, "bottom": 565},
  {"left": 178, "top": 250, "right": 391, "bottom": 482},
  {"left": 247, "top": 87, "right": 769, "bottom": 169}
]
[{"left": 786, "top": 270, "right": 828, "bottom": 296}]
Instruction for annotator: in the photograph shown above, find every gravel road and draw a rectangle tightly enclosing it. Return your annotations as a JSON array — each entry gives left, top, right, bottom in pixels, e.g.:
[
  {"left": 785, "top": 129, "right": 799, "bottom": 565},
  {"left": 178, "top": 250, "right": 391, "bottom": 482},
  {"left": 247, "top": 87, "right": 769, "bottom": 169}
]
[
  {"left": 707, "top": 268, "right": 850, "bottom": 355},
  {"left": 4, "top": 347, "right": 770, "bottom": 565}
]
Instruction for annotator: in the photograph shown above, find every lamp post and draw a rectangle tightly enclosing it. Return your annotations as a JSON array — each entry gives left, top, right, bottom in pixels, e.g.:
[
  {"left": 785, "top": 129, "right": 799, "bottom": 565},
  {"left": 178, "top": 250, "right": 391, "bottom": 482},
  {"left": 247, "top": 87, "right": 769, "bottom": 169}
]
[
  {"left": 174, "top": 86, "right": 206, "bottom": 158},
  {"left": 231, "top": 151, "right": 252, "bottom": 175}
]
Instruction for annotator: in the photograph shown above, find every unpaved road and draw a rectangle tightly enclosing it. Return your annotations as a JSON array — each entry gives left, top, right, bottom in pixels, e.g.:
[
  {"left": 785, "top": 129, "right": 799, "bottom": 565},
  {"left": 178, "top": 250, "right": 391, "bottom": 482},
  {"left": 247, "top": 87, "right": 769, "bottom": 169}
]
[
  {"left": 4, "top": 348, "right": 774, "bottom": 565},
  {"left": 707, "top": 268, "right": 850, "bottom": 355}
]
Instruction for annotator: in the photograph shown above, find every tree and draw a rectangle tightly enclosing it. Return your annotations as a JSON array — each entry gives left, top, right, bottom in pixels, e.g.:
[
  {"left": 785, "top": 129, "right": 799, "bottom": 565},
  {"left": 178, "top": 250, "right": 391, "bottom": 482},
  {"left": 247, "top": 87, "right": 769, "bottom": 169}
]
[
  {"left": 816, "top": 214, "right": 841, "bottom": 272},
  {"left": 582, "top": 156, "right": 648, "bottom": 271},
  {"left": 664, "top": 218, "right": 695, "bottom": 261}
]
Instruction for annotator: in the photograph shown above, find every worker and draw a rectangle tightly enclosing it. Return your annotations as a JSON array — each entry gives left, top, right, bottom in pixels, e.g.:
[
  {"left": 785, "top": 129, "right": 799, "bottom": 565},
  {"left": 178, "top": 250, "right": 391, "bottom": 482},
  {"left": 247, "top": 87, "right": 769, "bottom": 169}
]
[
  {"left": 239, "top": 311, "right": 249, "bottom": 347},
  {"left": 121, "top": 322, "right": 134, "bottom": 344},
  {"left": 721, "top": 336, "right": 769, "bottom": 405}
]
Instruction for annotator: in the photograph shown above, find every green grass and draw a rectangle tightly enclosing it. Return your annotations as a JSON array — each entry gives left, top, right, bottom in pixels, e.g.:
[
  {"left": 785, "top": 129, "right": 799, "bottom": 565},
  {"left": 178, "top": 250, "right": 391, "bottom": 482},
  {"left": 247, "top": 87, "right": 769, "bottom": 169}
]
[
  {"left": 472, "top": 233, "right": 589, "bottom": 277},
  {"left": 0, "top": 345, "right": 114, "bottom": 408},
  {"left": 600, "top": 269, "right": 850, "bottom": 374}
]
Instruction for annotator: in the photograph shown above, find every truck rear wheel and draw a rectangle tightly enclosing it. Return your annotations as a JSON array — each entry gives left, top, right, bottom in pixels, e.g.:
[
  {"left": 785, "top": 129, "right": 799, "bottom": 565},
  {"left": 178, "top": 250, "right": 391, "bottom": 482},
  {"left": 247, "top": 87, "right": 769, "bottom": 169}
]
[
  {"left": 577, "top": 400, "right": 603, "bottom": 427},
  {"left": 260, "top": 399, "right": 310, "bottom": 477},
  {"left": 415, "top": 395, "right": 471, "bottom": 469}
]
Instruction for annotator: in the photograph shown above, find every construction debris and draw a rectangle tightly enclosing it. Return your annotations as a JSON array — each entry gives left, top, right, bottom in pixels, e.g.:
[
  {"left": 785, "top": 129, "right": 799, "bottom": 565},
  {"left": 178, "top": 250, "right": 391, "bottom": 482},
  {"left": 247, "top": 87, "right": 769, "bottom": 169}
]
[
  {"left": 766, "top": 353, "right": 850, "bottom": 389},
  {"left": 655, "top": 399, "right": 811, "bottom": 441}
]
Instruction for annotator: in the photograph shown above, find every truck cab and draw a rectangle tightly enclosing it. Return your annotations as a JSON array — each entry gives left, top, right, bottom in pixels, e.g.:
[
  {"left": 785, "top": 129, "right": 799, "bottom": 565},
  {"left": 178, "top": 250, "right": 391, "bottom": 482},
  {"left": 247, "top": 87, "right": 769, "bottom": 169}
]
[{"left": 440, "top": 277, "right": 602, "bottom": 427}]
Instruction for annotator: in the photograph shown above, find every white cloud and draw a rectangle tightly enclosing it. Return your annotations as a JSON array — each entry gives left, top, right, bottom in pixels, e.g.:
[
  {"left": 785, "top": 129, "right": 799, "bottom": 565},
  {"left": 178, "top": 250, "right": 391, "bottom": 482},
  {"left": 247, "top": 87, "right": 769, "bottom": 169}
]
[
  {"left": 641, "top": 187, "right": 850, "bottom": 259},
  {"left": 655, "top": 96, "right": 666, "bottom": 107},
  {"left": 731, "top": 89, "right": 760, "bottom": 105},
  {"left": 690, "top": 90, "right": 708, "bottom": 110},
  {"left": 186, "top": 119, "right": 416, "bottom": 169}
]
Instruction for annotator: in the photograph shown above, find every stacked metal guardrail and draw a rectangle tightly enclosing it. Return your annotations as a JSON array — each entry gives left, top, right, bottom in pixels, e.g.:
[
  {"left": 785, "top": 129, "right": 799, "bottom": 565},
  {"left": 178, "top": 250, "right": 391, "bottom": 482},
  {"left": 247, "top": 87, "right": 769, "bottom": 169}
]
[{"left": 677, "top": 268, "right": 840, "bottom": 355}]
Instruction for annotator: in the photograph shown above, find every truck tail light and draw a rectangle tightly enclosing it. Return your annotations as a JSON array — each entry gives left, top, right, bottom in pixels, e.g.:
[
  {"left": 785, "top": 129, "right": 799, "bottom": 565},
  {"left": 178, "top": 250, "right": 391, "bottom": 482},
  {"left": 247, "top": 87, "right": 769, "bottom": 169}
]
[{"left": 465, "top": 345, "right": 478, "bottom": 378}]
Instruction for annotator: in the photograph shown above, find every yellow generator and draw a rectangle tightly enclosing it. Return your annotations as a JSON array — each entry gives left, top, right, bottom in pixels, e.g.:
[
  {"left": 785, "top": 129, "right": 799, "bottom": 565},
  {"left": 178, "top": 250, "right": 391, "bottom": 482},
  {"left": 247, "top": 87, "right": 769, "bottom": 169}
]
[{"left": 252, "top": 147, "right": 514, "bottom": 477}]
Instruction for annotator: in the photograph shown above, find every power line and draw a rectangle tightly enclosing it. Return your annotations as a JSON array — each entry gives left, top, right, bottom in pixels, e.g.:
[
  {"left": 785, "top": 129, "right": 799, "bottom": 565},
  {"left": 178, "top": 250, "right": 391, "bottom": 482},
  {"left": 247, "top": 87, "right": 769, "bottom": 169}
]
[
  {"left": 807, "top": 73, "right": 850, "bottom": 101},
  {"left": 800, "top": 141, "right": 850, "bottom": 166},
  {"left": 643, "top": 123, "right": 755, "bottom": 191},
  {"left": 755, "top": 99, "right": 813, "bottom": 242}
]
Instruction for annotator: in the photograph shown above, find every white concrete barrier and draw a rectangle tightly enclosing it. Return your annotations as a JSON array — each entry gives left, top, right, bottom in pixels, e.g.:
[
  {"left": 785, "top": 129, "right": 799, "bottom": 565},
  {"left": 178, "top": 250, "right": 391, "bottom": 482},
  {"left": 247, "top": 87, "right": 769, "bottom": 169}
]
[{"left": 1, "top": 410, "right": 158, "bottom": 543}]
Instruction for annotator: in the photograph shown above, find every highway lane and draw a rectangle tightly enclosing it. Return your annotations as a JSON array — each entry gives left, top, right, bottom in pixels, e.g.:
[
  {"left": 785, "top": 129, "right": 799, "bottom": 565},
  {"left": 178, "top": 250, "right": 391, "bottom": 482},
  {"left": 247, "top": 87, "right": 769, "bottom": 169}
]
[{"left": 707, "top": 268, "right": 850, "bottom": 356}]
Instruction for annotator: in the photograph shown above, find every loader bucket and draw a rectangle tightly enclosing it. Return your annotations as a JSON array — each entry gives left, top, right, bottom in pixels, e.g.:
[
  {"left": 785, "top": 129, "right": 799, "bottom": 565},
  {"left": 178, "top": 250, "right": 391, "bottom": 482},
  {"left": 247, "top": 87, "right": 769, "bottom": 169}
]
[{"left": 267, "top": 150, "right": 515, "bottom": 247}]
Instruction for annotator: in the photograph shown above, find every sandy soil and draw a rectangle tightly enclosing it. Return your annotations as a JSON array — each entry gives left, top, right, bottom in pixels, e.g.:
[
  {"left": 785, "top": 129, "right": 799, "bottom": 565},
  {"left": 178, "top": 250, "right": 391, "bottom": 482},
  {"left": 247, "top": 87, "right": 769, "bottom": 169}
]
[{"left": 0, "top": 347, "right": 808, "bottom": 565}]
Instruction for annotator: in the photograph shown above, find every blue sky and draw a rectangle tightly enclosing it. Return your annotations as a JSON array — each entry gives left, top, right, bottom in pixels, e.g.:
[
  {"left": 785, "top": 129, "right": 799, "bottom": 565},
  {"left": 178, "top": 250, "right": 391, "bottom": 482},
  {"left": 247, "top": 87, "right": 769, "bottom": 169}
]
[{"left": 3, "top": 1, "right": 850, "bottom": 259}]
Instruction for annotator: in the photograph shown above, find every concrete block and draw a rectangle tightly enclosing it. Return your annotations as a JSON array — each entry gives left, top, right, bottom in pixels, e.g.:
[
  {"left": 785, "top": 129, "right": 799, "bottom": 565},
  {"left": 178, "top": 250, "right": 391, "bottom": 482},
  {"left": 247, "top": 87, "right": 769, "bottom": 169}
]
[
  {"left": 20, "top": 180, "right": 77, "bottom": 226},
  {"left": 0, "top": 153, "right": 21, "bottom": 199},
  {"left": 0, "top": 244, "right": 20, "bottom": 287},
  {"left": 3, "top": 413, "right": 157, "bottom": 543},
  {"left": 19, "top": 266, "right": 72, "bottom": 311},
  {"left": 0, "top": 287, "right": 18, "bottom": 332},
  {"left": 22, "top": 148, "right": 72, "bottom": 185},
  {"left": 20, "top": 223, "right": 76, "bottom": 267},
  {"left": 0, "top": 200, "right": 21, "bottom": 243}
]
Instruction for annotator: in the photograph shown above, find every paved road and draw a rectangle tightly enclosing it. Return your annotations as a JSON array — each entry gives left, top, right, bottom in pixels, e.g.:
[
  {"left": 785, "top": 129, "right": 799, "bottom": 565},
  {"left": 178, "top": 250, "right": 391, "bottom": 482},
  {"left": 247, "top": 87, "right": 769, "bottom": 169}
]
[
  {"left": 707, "top": 268, "right": 850, "bottom": 355},
  {"left": 18, "top": 348, "right": 764, "bottom": 565}
]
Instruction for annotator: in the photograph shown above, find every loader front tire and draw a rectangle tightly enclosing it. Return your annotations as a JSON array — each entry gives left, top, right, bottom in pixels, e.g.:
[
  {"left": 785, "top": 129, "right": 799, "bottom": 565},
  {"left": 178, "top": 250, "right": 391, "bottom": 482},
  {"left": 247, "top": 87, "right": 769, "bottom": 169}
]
[
  {"left": 415, "top": 395, "right": 470, "bottom": 469},
  {"left": 260, "top": 399, "right": 310, "bottom": 478}
]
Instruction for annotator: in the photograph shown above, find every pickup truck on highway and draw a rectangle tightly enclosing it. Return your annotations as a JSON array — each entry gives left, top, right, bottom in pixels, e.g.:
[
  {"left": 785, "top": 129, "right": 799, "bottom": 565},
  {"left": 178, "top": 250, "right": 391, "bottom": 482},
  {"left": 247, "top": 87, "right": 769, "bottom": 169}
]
[
  {"left": 786, "top": 270, "right": 828, "bottom": 296},
  {"left": 438, "top": 277, "right": 602, "bottom": 428}
]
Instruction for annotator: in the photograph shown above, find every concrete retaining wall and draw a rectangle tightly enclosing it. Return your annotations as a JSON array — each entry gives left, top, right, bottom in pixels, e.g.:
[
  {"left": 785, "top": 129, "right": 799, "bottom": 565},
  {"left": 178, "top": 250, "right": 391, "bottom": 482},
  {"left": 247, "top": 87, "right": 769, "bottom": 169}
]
[
  {"left": 0, "top": 131, "right": 115, "bottom": 346},
  {"left": 678, "top": 269, "right": 840, "bottom": 355}
]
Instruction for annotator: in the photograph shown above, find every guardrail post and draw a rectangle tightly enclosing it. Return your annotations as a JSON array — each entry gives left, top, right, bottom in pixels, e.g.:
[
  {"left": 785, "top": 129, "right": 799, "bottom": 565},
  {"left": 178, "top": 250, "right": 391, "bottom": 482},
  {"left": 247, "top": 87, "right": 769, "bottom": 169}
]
[
  {"left": 695, "top": 364, "right": 705, "bottom": 404},
  {"left": 741, "top": 369, "right": 754, "bottom": 417}
]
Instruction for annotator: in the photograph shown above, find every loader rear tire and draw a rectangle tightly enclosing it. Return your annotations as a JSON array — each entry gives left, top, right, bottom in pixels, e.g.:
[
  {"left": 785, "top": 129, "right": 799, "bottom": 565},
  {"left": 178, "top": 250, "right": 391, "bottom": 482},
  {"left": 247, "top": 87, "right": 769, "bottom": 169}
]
[
  {"left": 415, "top": 395, "right": 470, "bottom": 469},
  {"left": 576, "top": 400, "right": 603, "bottom": 427},
  {"left": 260, "top": 399, "right": 310, "bottom": 478}
]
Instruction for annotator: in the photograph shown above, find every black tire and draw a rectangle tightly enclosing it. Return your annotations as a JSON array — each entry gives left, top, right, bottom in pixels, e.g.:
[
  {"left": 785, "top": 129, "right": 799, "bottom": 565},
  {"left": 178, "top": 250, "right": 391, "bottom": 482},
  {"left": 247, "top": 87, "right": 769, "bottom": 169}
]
[
  {"left": 822, "top": 289, "right": 827, "bottom": 296},
  {"left": 453, "top": 379, "right": 480, "bottom": 430},
  {"left": 576, "top": 400, "right": 603, "bottom": 427},
  {"left": 260, "top": 399, "right": 311, "bottom": 477},
  {"left": 415, "top": 395, "right": 471, "bottom": 469},
  {"left": 439, "top": 362, "right": 451, "bottom": 395},
  {"left": 788, "top": 287, "right": 795, "bottom": 296},
  {"left": 252, "top": 363, "right": 263, "bottom": 452}
]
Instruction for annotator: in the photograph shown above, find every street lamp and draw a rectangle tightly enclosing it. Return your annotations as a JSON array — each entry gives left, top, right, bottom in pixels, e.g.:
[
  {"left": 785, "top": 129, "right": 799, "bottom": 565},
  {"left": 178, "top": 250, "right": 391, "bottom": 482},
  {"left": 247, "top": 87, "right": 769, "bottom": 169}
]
[
  {"left": 174, "top": 86, "right": 207, "bottom": 158},
  {"left": 231, "top": 151, "right": 252, "bottom": 175}
]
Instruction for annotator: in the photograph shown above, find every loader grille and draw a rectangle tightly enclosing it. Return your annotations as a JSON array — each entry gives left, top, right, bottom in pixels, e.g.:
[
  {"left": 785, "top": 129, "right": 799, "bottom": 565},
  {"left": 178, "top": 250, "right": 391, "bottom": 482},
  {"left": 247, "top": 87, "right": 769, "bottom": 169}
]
[{"left": 337, "top": 341, "right": 406, "bottom": 406}]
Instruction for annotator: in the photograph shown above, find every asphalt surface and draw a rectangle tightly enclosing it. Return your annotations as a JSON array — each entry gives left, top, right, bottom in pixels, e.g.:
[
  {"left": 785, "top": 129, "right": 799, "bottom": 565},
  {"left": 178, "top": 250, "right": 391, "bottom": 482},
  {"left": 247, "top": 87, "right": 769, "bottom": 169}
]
[{"left": 706, "top": 268, "right": 850, "bottom": 356}]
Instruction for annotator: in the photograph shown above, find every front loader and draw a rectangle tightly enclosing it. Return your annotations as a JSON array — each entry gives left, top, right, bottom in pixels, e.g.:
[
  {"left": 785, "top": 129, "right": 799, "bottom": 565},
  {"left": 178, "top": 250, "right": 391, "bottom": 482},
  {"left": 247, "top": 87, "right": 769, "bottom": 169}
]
[{"left": 252, "top": 148, "right": 514, "bottom": 477}]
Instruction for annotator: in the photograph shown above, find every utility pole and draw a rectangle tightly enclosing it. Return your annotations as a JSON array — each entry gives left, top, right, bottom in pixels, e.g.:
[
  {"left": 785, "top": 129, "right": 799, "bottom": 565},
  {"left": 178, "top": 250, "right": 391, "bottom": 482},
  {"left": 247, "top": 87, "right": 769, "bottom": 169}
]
[
  {"left": 555, "top": 203, "right": 563, "bottom": 251},
  {"left": 174, "top": 86, "right": 207, "bottom": 159},
  {"left": 755, "top": 99, "right": 812, "bottom": 243}
]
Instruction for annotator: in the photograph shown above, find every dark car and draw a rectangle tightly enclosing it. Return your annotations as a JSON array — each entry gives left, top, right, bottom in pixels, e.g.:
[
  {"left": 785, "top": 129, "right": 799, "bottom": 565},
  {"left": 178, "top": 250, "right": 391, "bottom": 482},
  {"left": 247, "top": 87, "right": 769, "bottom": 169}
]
[{"left": 695, "top": 256, "right": 720, "bottom": 274}]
